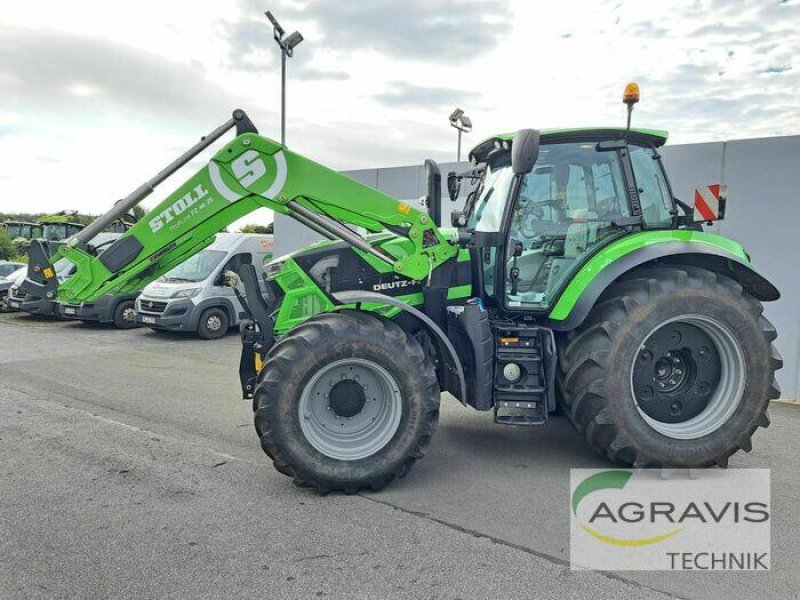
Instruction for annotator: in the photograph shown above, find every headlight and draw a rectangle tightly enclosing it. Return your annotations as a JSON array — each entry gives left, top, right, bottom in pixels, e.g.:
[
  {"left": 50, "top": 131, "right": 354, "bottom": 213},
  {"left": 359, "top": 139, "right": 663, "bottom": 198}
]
[{"left": 172, "top": 288, "right": 201, "bottom": 299}]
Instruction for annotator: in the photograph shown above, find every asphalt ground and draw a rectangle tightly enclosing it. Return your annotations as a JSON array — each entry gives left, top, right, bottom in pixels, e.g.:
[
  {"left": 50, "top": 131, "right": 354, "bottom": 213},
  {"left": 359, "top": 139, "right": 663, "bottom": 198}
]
[{"left": 1, "top": 311, "right": 797, "bottom": 599}]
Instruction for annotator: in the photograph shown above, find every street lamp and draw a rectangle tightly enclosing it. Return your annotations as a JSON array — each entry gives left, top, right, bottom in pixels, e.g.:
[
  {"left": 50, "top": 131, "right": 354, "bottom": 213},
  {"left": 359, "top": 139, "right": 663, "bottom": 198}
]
[
  {"left": 266, "top": 10, "right": 303, "bottom": 145},
  {"left": 449, "top": 108, "right": 472, "bottom": 162}
]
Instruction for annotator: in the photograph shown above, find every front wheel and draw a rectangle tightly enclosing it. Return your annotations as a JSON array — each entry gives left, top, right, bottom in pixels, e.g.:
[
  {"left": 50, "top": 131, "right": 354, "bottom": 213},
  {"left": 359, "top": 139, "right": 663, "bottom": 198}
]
[
  {"left": 197, "top": 307, "right": 229, "bottom": 340},
  {"left": 253, "top": 310, "right": 440, "bottom": 493},
  {"left": 558, "top": 267, "right": 782, "bottom": 468},
  {"left": 112, "top": 299, "right": 137, "bottom": 329}
]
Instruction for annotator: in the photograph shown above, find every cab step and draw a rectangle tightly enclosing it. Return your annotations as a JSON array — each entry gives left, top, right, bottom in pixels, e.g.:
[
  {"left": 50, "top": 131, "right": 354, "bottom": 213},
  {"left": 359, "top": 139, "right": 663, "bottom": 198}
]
[{"left": 494, "top": 399, "right": 547, "bottom": 426}]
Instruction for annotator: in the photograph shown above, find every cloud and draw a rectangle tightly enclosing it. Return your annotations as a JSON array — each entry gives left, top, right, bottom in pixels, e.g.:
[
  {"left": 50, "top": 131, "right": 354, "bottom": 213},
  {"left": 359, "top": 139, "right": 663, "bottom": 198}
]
[
  {"left": 232, "top": 0, "right": 512, "bottom": 64},
  {"left": 222, "top": 12, "right": 349, "bottom": 80},
  {"left": 373, "top": 82, "right": 479, "bottom": 109},
  {"left": 760, "top": 65, "right": 792, "bottom": 74},
  {"left": 0, "top": 26, "right": 234, "bottom": 124}
]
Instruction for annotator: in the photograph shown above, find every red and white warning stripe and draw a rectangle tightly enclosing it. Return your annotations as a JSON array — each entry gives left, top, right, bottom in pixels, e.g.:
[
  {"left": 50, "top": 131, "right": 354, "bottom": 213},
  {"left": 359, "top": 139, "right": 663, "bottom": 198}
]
[{"left": 694, "top": 184, "right": 727, "bottom": 222}]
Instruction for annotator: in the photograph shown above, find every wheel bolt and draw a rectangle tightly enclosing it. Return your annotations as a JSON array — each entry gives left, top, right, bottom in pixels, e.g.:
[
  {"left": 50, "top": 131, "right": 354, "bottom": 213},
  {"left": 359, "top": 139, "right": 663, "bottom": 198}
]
[
  {"left": 640, "top": 350, "right": 653, "bottom": 363},
  {"left": 326, "top": 405, "right": 331, "bottom": 410},
  {"left": 675, "top": 369, "right": 682, "bottom": 375}
]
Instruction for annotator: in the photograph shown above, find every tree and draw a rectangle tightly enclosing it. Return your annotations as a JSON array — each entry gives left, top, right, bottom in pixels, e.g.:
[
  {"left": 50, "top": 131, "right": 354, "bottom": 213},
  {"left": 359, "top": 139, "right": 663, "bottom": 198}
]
[
  {"left": 240, "top": 223, "right": 273, "bottom": 234},
  {"left": 0, "top": 229, "right": 17, "bottom": 260}
]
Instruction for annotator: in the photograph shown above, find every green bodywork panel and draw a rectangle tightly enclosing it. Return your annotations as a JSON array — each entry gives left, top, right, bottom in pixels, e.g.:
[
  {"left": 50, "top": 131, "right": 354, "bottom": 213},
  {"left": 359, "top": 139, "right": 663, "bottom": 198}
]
[
  {"left": 548, "top": 230, "right": 749, "bottom": 321},
  {"left": 270, "top": 242, "right": 472, "bottom": 335},
  {"left": 53, "top": 131, "right": 457, "bottom": 303}
]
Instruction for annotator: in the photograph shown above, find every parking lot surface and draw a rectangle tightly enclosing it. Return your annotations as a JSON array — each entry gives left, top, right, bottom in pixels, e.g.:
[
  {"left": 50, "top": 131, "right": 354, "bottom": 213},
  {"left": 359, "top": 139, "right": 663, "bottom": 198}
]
[{"left": 1, "top": 312, "right": 797, "bottom": 599}]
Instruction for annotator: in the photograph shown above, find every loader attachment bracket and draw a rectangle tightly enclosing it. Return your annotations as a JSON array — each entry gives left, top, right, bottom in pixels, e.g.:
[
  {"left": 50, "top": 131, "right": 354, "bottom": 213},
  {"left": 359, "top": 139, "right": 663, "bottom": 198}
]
[
  {"left": 20, "top": 240, "right": 59, "bottom": 300},
  {"left": 237, "top": 263, "right": 276, "bottom": 400}
]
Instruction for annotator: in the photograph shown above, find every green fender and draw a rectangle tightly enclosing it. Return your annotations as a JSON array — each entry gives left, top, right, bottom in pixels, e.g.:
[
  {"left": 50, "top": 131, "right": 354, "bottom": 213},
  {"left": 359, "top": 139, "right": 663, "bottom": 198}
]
[{"left": 546, "top": 230, "right": 780, "bottom": 330}]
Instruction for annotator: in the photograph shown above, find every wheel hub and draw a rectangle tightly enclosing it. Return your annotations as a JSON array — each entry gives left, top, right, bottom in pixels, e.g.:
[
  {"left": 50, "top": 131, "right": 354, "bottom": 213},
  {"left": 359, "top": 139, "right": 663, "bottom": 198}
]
[
  {"left": 329, "top": 379, "right": 366, "bottom": 417},
  {"left": 630, "top": 315, "right": 745, "bottom": 440},
  {"left": 298, "top": 358, "right": 403, "bottom": 461},
  {"left": 633, "top": 321, "right": 721, "bottom": 424}
]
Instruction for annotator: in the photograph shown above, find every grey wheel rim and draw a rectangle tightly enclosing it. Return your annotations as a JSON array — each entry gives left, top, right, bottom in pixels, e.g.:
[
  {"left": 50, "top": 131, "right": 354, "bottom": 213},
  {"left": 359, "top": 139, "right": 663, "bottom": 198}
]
[
  {"left": 122, "top": 307, "right": 136, "bottom": 322},
  {"left": 207, "top": 315, "right": 223, "bottom": 332},
  {"left": 299, "top": 358, "right": 403, "bottom": 461},
  {"left": 631, "top": 314, "right": 746, "bottom": 440}
]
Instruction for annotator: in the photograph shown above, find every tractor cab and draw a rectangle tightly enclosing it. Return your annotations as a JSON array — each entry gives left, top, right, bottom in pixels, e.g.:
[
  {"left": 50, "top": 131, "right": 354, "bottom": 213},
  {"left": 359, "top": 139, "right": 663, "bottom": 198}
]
[{"left": 463, "top": 127, "right": 672, "bottom": 313}]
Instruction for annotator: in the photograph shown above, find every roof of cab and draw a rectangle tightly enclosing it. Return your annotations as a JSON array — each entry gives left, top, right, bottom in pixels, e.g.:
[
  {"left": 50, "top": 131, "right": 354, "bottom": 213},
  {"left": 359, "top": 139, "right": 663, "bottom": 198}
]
[{"left": 469, "top": 127, "right": 668, "bottom": 163}]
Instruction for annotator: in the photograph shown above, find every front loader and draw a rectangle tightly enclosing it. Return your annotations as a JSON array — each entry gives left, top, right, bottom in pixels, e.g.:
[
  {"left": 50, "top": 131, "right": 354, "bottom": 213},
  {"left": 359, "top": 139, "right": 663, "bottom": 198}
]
[{"left": 23, "top": 86, "right": 782, "bottom": 493}]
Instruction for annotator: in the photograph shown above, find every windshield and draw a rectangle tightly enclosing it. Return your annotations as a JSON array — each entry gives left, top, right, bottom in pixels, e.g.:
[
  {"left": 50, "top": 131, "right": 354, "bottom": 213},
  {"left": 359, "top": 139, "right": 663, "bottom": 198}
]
[
  {"left": 5, "top": 223, "right": 40, "bottom": 239},
  {"left": 161, "top": 250, "right": 226, "bottom": 282},
  {"left": 467, "top": 165, "right": 515, "bottom": 232},
  {"left": 1, "top": 265, "right": 25, "bottom": 280},
  {"left": 43, "top": 224, "right": 68, "bottom": 241}
]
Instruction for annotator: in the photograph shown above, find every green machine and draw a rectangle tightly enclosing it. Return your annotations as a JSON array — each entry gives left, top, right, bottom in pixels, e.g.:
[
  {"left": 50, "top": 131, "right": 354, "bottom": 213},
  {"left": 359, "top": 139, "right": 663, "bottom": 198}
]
[{"left": 23, "top": 86, "right": 781, "bottom": 493}]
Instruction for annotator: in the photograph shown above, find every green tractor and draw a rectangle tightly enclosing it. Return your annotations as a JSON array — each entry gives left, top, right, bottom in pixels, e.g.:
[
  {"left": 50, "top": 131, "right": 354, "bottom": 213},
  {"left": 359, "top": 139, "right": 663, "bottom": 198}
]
[
  {"left": 38, "top": 212, "right": 85, "bottom": 241},
  {"left": 22, "top": 86, "right": 781, "bottom": 493},
  {"left": 3, "top": 221, "right": 44, "bottom": 254}
]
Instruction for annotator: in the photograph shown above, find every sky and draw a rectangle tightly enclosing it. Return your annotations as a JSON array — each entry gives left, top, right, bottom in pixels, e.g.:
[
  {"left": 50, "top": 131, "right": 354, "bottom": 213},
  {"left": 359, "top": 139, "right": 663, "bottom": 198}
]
[{"left": 1, "top": 0, "right": 797, "bottom": 226}]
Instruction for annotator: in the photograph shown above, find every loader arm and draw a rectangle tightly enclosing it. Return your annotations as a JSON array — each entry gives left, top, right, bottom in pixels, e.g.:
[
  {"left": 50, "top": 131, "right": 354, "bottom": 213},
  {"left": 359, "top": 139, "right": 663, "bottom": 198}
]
[{"left": 22, "top": 110, "right": 458, "bottom": 304}]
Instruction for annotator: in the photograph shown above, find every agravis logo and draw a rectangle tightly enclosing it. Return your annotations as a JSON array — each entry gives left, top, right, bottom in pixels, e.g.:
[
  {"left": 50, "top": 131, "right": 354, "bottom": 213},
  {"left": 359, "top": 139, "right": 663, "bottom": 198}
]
[
  {"left": 570, "top": 468, "right": 771, "bottom": 571},
  {"left": 571, "top": 470, "right": 682, "bottom": 547}
]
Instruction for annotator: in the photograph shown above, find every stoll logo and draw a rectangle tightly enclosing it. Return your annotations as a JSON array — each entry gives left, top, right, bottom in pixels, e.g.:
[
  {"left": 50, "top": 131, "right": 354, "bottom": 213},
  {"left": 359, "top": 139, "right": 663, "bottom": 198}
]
[{"left": 569, "top": 468, "right": 770, "bottom": 571}]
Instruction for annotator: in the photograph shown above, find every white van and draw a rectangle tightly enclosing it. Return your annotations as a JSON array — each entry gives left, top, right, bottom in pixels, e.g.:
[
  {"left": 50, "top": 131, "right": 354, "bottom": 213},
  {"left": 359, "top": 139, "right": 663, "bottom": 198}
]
[{"left": 135, "top": 233, "right": 273, "bottom": 339}]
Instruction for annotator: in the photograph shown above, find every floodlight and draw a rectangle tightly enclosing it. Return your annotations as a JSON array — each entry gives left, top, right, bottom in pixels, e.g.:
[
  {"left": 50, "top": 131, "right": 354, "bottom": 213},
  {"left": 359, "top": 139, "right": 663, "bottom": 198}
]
[{"left": 285, "top": 31, "right": 304, "bottom": 51}]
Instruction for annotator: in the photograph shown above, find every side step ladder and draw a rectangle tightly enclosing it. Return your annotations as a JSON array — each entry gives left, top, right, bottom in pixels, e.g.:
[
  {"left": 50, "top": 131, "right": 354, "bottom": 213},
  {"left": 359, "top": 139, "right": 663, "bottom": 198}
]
[{"left": 492, "top": 325, "right": 550, "bottom": 426}]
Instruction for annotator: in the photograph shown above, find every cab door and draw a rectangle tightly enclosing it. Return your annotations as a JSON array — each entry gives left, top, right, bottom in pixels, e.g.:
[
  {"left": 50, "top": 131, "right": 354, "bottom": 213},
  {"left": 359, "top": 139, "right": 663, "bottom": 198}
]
[{"left": 501, "top": 140, "right": 631, "bottom": 312}]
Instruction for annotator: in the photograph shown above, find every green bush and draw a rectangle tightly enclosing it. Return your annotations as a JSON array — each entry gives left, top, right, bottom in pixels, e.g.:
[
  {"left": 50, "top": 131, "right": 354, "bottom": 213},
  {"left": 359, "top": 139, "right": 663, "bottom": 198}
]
[{"left": 0, "top": 229, "right": 17, "bottom": 260}]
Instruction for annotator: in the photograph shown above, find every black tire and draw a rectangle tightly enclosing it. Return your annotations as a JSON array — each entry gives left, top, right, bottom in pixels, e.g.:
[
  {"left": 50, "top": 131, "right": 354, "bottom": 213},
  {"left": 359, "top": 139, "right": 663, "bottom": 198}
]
[
  {"left": 112, "top": 299, "right": 137, "bottom": 329},
  {"left": 558, "top": 266, "right": 781, "bottom": 468},
  {"left": 253, "top": 310, "right": 440, "bottom": 493},
  {"left": 197, "top": 307, "right": 229, "bottom": 340}
]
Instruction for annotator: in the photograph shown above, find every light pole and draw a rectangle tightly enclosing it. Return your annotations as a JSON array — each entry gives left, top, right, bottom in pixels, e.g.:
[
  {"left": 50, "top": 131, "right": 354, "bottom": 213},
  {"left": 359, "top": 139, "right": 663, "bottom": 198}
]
[
  {"left": 266, "top": 10, "right": 303, "bottom": 145},
  {"left": 449, "top": 108, "right": 472, "bottom": 162}
]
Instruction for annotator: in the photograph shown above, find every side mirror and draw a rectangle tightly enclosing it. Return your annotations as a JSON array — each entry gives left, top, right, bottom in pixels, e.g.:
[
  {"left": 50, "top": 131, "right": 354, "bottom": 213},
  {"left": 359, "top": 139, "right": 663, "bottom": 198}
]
[
  {"left": 447, "top": 172, "right": 461, "bottom": 202},
  {"left": 511, "top": 129, "right": 540, "bottom": 175},
  {"left": 423, "top": 159, "right": 442, "bottom": 226}
]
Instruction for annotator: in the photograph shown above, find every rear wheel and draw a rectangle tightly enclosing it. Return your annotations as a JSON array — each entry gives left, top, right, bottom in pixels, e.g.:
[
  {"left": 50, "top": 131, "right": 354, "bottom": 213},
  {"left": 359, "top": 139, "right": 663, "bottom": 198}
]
[
  {"left": 197, "top": 307, "right": 229, "bottom": 340},
  {"left": 558, "top": 267, "right": 781, "bottom": 467},
  {"left": 112, "top": 299, "right": 137, "bottom": 329},
  {"left": 253, "top": 310, "right": 440, "bottom": 493}
]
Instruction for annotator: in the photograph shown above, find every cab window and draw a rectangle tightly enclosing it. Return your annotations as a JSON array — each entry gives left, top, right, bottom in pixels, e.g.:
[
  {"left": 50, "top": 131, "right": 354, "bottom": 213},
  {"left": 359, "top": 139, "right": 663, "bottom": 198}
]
[{"left": 629, "top": 146, "right": 673, "bottom": 227}]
